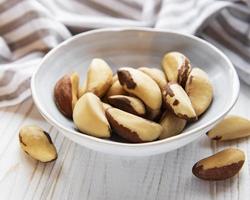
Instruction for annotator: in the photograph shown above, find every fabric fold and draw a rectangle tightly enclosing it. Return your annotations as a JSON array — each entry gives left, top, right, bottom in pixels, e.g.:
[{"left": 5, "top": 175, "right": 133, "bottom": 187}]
[{"left": 0, "top": 0, "right": 249, "bottom": 107}]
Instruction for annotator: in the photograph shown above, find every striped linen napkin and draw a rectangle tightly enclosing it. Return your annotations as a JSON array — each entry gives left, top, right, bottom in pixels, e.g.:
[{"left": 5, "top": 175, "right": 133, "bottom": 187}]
[{"left": 0, "top": 0, "right": 249, "bottom": 107}]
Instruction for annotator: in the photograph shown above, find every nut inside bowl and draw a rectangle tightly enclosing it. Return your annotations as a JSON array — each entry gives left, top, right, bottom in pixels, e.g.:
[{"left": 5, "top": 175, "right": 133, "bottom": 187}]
[{"left": 31, "top": 28, "right": 239, "bottom": 156}]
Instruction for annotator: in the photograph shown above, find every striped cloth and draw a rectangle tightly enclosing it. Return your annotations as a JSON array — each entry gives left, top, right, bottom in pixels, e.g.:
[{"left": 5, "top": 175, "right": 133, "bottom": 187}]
[{"left": 0, "top": 0, "right": 249, "bottom": 107}]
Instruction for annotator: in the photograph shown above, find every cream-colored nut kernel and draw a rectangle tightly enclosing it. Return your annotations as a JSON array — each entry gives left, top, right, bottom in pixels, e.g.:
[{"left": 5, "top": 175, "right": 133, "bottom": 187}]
[
  {"left": 159, "top": 111, "right": 186, "bottom": 139},
  {"left": 117, "top": 67, "right": 162, "bottom": 119},
  {"left": 85, "top": 58, "right": 113, "bottom": 97},
  {"left": 108, "top": 95, "right": 146, "bottom": 116},
  {"left": 207, "top": 115, "right": 250, "bottom": 141},
  {"left": 138, "top": 67, "right": 167, "bottom": 90},
  {"left": 105, "top": 80, "right": 127, "bottom": 98},
  {"left": 163, "top": 83, "right": 197, "bottom": 120},
  {"left": 102, "top": 102, "right": 112, "bottom": 110},
  {"left": 185, "top": 68, "right": 213, "bottom": 116},
  {"left": 106, "top": 108, "right": 162, "bottom": 143},
  {"left": 78, "top": 79, "right": 87, "bottom": 98},
  {"left": 73, "top": 92, "right": 111, "bottom": 138},
  {"left": 192, "top": 148, "right": 245, "bottom": 181},
  {"left": 19, "top": 125, "right": 57, "bottom": 162},
  {"left": 54, "top": 72, "right": 79, "bottom": 118},
  {"left": 112, "top": 74, "right": 118, "bottom": 82},
  {"left": 161, "top": 52, "right": 191, "bottom": 87}
]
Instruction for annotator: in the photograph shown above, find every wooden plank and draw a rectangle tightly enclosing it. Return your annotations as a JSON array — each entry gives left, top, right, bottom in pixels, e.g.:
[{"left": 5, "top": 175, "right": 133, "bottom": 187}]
[{"left": 0, "top": 82, "right": 248, "bottom": 200}]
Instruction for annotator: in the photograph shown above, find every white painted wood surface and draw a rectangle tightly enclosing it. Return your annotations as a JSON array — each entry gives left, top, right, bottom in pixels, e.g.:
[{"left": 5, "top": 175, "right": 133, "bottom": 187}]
[{"left": 0, "top": 81, "right": 249, "bottom": 200}]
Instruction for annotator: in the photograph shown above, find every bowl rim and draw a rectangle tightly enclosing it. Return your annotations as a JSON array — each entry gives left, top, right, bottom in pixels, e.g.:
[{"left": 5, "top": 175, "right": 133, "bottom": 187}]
[{"left": 31, "top": 27, "right": 240, "bottom": 147}]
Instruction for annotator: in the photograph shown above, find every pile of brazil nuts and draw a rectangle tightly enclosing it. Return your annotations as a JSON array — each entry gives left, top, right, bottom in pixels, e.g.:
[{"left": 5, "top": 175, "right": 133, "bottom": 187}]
[
  {"left": 54, "top": 52, "right": 214, "bottom": 143},
  {"left": 18, "top": 52, "right": 250, "bottom": 182}
]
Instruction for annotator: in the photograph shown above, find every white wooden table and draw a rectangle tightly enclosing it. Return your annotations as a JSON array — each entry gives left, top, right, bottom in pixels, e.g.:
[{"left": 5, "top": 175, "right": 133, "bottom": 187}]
[{"left": 0, "top": 81, "right": 249, "bottom": 200}]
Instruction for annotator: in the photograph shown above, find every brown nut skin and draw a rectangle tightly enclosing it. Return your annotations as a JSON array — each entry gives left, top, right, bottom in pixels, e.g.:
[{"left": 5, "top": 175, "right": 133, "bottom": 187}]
[
  {"left": 108, "top": 95, "right": 146, "bottom": 117},
  {"left": 117, "top": 67, "right": 162, "bottom": 120},
  {"left": 19, "top": 125, "right": 57, "bottom": 162},
  {"left": 145, "top": 108, "right": 162, "bottom": 121},
  {"left": 54, "top": 73, "right": 79, "bottom": 119},
  {"left": 207, "top": 115, "right": 250, "bottom": 141},
  {"left": 192, "top": 148, "right": 245, "bottom": 181},
  {"left": 163, "top": 82, "right": 197, "bottom": 121},
  {"left": 106, "top": 108, "right": 162, "bottom": 143},
  {"left": 161, "top": 52, "right": 191, "bottom": 87}
]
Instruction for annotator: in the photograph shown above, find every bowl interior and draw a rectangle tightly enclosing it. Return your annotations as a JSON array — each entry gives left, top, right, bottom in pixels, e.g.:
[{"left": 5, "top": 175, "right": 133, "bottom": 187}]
[{"left": 32, "top": 28, "right": 239, "bottom": 147}]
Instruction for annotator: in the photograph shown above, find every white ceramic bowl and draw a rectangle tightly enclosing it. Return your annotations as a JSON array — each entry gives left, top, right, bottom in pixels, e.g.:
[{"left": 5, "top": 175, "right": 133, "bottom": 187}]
[{"left": 31, "top": 28, "right": 239, "bottom": 156}]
